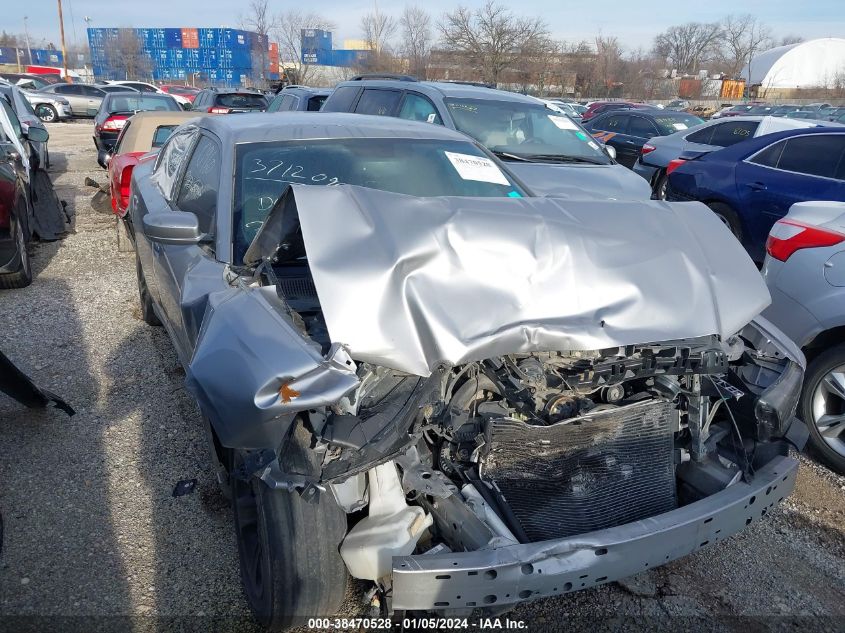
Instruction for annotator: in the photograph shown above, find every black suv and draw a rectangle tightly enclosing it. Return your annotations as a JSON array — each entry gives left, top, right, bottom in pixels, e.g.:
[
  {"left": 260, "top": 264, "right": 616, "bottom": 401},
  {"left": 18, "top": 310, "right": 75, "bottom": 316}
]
[{"left": 192, "top": 89, "right": 268, "bottom": 114}]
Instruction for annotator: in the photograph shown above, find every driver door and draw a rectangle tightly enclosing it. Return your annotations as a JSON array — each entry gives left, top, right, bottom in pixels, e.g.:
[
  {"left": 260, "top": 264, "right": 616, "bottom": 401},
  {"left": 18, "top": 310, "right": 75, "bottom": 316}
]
[{"left": 152, "top": 133, "right": 224, "bottom": 358}]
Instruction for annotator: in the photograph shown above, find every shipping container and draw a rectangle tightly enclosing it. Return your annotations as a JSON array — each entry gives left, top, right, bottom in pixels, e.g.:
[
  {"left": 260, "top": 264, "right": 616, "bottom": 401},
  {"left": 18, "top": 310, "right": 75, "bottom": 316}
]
[
  {"left": 181, "top": 28, "right": 199, "bottom": 49},
  {"left": 701, "top": 78, "right": 722, "bottom": 98},
  {"left": 678, "top": 78, "right": 702, "bottom": 99},
  {"left": 721, "top": 79, "right": 745, "bottom": 100}
]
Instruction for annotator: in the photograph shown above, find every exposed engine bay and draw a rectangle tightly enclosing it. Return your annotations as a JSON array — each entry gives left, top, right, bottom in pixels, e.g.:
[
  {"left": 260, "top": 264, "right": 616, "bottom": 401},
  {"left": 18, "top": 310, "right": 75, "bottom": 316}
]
[{"left": 263, "top": 322, "right": 803, "bottom": 591}]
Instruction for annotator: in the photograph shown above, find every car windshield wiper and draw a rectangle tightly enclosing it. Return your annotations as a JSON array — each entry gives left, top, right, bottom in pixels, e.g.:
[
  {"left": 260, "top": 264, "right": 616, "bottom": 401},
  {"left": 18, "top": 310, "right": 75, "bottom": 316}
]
[
  {"left": 525, "top": 154, "right": 608, "bottom": 165},
  {"left": 490, "top": 150, "right": 537, "bottom": 162}
]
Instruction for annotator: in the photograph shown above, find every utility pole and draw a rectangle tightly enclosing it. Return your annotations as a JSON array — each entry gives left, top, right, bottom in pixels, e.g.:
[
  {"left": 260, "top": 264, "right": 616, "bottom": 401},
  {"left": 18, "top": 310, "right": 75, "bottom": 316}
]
[
  {"left": 57, "top": 0, "right": 69, "bottom": 78},
  {"left": 23, "top": 16, "right": 33, "bottom": 65}
]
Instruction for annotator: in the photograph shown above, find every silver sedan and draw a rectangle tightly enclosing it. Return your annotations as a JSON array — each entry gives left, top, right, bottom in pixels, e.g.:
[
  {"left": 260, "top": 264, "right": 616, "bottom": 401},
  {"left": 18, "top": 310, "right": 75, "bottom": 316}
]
[{"left": 763, "top": 200, "right": 845, "bottom": 473}]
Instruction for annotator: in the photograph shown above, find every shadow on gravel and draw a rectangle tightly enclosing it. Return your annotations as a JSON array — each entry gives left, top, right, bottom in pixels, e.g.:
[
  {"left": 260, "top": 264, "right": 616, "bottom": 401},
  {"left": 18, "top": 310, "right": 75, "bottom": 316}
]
[
  {"left": 0, "top": 279, "right": 132, "bottom": 630},
  {"left": 102, "top": 319, "right": 259, "bottom": 632}
]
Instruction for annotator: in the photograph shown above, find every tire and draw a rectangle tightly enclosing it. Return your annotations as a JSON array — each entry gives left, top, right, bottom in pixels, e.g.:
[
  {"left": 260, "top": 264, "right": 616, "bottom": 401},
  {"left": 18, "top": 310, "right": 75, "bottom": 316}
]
[
  {"left": 0, "top": 214, "right": 33, "bottom": 289},
  {"left": 231, "top": 422, "right": 349, "bottom": 630},
  {"left": 706, "top": 202, "right": 743, "bottom": 241},
  {"left": 653, "top": 171, "right": 668, "bottom": 200},
  {"left": 801, "top": 344, "right": 845, "bottom": 474},
  {"left": 116, "top": 218, "right": 134, "bottom": 253},
  {"left": 135, "top": 250, "right": 160, "bottom": 326},
  {"left": 36, "top": 104, "right": 57, "bottom": 123}
]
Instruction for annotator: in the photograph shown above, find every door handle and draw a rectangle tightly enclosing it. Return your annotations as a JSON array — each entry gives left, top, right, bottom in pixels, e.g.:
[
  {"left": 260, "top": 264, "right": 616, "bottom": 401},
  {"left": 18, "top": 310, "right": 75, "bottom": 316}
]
[{"left": 748, "top": 181, "right": 767, "bottom": 191}]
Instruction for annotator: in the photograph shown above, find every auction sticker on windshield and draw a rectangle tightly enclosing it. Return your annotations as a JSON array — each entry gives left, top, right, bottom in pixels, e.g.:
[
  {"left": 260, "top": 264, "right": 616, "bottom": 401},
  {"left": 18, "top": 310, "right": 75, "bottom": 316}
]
[
  {"left": 444, "top": 151, "right": 509, "bottom": 185},
  {"left": 673, "top": 123, "right": 688, "bottom": 130},
  {"left": 548, "top": 115, "right": 578, "bottom": 130}
]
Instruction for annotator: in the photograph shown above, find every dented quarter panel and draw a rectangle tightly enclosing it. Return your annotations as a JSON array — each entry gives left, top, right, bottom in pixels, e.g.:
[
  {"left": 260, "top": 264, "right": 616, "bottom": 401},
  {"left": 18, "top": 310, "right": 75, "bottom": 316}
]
[
  {"left": 185, "top": 285, "right": 360, "bottom": 449},
  {"left": 291, "top": 185, "right": 772, "bottom": 377}
]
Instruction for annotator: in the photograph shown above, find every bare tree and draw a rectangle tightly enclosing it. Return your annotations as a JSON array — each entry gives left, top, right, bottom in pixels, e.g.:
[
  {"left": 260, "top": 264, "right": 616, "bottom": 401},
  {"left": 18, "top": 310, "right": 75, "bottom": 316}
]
[
  {"left": 778, "top": 35, "right": 804, "bottom": 46},
  {"left": 240, "top": 0, "right": 273, "bottom": 85},
  {"left": 652, "top": 22, "right": 723, "bottom": 75},
  {"left": 103, "top": 29, "right": 152, "bottom": 80},
  {"left": 400, "top": 5, "right": 432, "bottom": 78},
  {"left": 272, "top": 10, "right": 335, "bottom": 85},
  {"left": 438, "top": 1, "right": 549, "bottom": 85},
  {"left": 593, "top": 35, "right": 624, "bottom": 97},
  {"left": 720, "top": 14, "right": 772, "bottom": 79},
  {"left": 361, "top": 8, "right": 398, "bottom": 54}
]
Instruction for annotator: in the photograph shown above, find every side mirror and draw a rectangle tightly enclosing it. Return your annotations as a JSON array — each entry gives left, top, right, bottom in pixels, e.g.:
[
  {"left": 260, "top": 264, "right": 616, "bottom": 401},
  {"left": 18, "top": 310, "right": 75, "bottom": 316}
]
[
  {"left": 97, "top": 149, "right": 112, "bottom": 169},
  {"left": 181, "top": 102, "right": 193, "bottom": 111},
  {"left": 604, "top": 144, "right": 617, "bottom": 160},
  {"left": 24, "top": 126, "right": 49, "bottom": 143},
  {"left": 142, "top": 212, "right": 203, "bottom": 245}
]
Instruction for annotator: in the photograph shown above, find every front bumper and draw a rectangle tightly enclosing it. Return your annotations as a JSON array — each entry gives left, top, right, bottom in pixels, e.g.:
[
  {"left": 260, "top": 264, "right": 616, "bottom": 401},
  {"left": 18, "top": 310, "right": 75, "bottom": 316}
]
[{"left": 391, "top": 455, "right": 798, "bottom": 610}]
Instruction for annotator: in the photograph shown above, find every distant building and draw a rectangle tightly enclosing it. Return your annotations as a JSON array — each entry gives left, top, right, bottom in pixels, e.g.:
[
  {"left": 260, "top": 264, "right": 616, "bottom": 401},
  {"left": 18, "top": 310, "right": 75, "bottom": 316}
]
[{"left": 742, "top": 38, "right": 845, "bottom": 98}]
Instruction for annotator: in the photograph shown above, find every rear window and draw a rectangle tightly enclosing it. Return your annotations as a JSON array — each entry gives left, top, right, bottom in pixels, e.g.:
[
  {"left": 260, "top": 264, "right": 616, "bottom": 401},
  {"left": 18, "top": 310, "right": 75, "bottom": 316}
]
[
  {"left": 321, "top": 85, "right": 360, "bottom": 112},
  {"left": 306, "top": 95, "right": 327, "bottom": 111},
  {"left": 653, "top": 114, "right": 703, "bottom": 135},
  {"left": 215, "top": 93, "right": 268, "bottom": 109},
  {"left": 107, "top": 95, "right": 180, "bottom": 114},
  {"left": 709, "top": 120, "right": 758, "bottom": 147},
  {"left": 152, "top": 125, "right": 178, "bottom": 148}
]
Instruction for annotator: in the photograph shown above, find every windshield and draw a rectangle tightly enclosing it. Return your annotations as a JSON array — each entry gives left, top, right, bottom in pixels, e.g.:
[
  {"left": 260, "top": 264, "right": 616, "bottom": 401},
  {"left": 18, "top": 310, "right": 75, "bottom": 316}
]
[
  {"left": 216, "top": 93, "right": 267, "bottom": 109},
  {"left": 233, "top": 137, "right": 526, "bottom": 258},
  {"left": 652, "top": 114, "right": 704, "bottom": 135},
  {"left": 106, "top": 94, "right": 179, "bottom": 114},
  {"left": 445, "top": 97, "right": 611, "bottom": 164}
]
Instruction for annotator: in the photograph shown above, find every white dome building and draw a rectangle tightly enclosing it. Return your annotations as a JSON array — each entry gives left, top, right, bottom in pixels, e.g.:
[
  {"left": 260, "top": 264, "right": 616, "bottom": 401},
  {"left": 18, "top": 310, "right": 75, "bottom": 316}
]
[{"left": 741, "top": 38, "right": 845, "bottom": 90}]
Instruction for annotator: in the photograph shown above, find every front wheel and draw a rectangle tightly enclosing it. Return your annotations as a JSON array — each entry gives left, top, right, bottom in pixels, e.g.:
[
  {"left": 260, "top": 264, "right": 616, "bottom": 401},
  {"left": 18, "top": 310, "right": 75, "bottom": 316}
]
[
  {"left": 231, "top": 424, "right": 349, "bottom": 630},
  {"left": 36, "top": 104, "right": 57, "bottom": 123},
  {"left": 802, "top": 344, "right": 845, "bottom": 473}
]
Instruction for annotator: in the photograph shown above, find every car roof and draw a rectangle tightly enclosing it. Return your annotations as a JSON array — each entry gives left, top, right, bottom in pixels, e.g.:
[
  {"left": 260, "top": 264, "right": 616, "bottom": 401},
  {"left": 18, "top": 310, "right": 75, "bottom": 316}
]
[
  {"left": 279, "top": 86, "right": 332, "bottom": 97},
  {"left": 335, "top": 78, "right": 545, "bottom": 105},
  {"left": 118, "top": 111, "right": 205, "bottom": 153},
  {"left": 196, "top": 111, "right": 484, "bottom": 145}
]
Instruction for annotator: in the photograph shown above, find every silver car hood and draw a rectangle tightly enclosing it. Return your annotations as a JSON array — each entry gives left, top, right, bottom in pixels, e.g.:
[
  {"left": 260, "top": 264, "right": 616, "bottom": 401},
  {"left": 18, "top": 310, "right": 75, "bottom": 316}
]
[
  {"left": 505, "top": 162, "right": 652, "bottom": 199},
  {"left": 289, "top": 185, "right": 770, "bottom": 377}
]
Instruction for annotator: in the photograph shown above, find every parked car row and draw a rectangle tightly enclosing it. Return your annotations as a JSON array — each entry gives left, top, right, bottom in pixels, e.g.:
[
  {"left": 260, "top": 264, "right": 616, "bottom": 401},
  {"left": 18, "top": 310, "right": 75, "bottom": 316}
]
[{"left": 1, "top": 70, "right": 833, "bottom": 630}]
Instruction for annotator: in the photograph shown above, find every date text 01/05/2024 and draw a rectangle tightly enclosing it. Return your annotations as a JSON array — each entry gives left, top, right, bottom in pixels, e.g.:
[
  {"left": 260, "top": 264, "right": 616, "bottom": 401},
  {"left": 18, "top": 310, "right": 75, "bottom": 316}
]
[{"left": 306, "top": 617, "right": 528, "bottom": 629}]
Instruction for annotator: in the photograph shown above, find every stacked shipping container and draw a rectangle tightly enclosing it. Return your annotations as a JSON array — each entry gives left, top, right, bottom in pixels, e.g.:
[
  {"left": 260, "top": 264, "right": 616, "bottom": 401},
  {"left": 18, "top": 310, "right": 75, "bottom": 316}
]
[
  {"left": 0, "top": 48, "right": 64, "bottom": 66},
  {"left": 87, "top": 27, "right": 273, "bottom": 86},
  {"left": 299, "top": 29, "right": 370, "bottom": 67}
]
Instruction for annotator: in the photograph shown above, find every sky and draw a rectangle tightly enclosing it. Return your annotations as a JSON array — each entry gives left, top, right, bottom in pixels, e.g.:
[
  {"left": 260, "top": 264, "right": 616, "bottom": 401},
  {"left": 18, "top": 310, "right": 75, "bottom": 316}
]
[{"left": 10, "top": 0, "right": 845, "bottom": 53}]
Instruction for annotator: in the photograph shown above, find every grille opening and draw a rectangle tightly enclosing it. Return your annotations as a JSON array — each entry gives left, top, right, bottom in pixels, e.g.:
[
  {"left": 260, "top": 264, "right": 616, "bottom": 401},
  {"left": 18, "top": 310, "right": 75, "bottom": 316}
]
[{"left": 481, "top": 400, "right": 677, "bottom": 541}]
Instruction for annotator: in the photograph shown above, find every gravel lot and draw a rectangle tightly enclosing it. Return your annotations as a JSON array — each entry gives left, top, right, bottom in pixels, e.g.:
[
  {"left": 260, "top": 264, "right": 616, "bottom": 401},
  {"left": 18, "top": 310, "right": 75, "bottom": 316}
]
[{"left": 0, "top": 121, "right": 843, "bottom": 632}]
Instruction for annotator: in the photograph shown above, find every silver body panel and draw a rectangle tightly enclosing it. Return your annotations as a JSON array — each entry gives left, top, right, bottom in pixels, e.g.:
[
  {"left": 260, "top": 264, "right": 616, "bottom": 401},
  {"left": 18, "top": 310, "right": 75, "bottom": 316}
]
[{"left": 294, "top": 185, "right": 770, "bottom": 376}]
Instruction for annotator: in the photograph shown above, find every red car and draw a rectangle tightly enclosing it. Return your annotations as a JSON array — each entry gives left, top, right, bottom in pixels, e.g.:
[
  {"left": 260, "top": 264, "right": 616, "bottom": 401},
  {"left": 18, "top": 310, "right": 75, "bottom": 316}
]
[
  {"left": 581, "top": 101, "right": 652, "bottom": 123},
  {"left": 159, "top": 84, "right": 201, "bottom": 103},
  {"left": 102, "top": 111, "right": 200, "bottom": 226}
]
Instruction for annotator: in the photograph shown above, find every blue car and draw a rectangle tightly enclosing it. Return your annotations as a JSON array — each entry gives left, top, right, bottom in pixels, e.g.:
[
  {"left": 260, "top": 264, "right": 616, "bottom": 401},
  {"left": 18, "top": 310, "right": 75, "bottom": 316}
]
[{"left": 666, "top": 127, "right": 845, "bottom": 262}]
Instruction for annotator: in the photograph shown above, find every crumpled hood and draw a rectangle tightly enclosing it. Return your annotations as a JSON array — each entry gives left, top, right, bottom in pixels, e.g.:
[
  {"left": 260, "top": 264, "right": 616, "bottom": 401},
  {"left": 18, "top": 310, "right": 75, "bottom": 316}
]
[
  {"left": 290, "top": 185, "right": 770, "bottom": 376},
  {"left": 506, "top": 162, "right": 652, "bottom": 199}
]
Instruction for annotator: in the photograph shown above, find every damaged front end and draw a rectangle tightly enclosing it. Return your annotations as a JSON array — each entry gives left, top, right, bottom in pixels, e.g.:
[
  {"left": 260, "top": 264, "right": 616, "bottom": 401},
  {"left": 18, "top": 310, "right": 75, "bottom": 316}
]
[{"left": 185, "top": 184, "right": 806, "bottom": 613}]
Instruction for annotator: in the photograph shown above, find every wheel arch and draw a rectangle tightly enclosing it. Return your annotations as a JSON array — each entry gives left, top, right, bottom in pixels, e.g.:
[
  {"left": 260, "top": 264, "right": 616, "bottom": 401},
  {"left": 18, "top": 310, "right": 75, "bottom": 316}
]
[{"left": 804, "top": 326, "right": 845, "bottom": 363}]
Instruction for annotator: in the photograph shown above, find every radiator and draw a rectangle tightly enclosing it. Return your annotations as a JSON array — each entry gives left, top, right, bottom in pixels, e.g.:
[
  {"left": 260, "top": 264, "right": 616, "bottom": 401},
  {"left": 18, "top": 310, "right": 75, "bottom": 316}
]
[{"left": 481, "top": 400, "right": 677, "bottom": 542}]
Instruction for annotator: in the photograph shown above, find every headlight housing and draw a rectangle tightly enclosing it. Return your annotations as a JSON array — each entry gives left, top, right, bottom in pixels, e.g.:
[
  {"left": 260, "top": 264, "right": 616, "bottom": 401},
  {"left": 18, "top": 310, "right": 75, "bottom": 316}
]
[{"left": 754, "top": 360, "right": 803, "bottom": 440}]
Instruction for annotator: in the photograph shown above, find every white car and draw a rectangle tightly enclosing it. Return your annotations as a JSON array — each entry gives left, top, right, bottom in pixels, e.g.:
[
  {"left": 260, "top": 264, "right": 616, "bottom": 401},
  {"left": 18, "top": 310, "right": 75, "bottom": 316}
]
[{"left": 102, "top": 80, "right": 191, "bottom": 107}]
